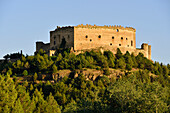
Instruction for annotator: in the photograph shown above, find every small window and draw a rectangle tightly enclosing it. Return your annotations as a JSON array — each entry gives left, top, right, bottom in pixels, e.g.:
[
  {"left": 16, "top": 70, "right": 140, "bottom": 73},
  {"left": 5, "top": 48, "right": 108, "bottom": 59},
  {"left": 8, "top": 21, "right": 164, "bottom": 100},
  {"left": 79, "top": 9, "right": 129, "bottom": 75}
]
[
  {"left": 131, "top": 40, "right": 133, "bottom": 46},
  {"left": 126, "top": 38, "right": 128, "bottom": 40},
  {"left": 54, "top": 41, "right": 56, "bottom": 45},
  {"left": 112, "top": 36, "right": 114, "bottom": 39},
  {"left": 119, "top": 44, "right": 121, "bottom": 46},
  {"left": 68, "top": 35, "right": 70, "bottom": 38},
  {"left": 85, "top": 35, "right": 88, "bottom": 38},
  {"left": 110, "top": 43, "right": 112, "bottom": 45},
  {"left": 121, "top": 37, "right": 123, "bottom": 40},
  {"left": 98, "top": 35, "right": 101, "bottom": 38},
  {"left": 90, "top": 39, "right": 92, "bottom": 42},
  {"left": 117, "top": 29, "right": 119, "bottom": 32},
  {"left": 127, "top": 45, "right": 129, "bottom": 47},
  {"left": 54, "top": 36, "right": 56, "bottom": 39}
]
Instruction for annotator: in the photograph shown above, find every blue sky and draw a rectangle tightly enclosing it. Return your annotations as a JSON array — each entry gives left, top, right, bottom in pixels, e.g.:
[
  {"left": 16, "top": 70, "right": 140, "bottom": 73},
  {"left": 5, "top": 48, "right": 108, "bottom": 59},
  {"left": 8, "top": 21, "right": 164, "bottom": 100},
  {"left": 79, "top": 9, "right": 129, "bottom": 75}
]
[{"left": 0, "top": 0, "right": 169, "bottom": 64}]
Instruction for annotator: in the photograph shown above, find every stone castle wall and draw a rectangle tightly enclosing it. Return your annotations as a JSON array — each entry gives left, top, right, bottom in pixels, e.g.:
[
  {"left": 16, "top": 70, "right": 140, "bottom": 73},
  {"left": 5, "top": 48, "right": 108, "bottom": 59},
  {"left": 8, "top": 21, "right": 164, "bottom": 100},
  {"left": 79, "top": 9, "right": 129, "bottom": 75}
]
[
  {"left": 36, "top": 24, "right": 151, "bottom": 59},
  {"left": 74, "top": 26, "right": 136, "bottom": 55},
  {"left": 50, "top": 26, "right": 74, "bottom": 49},
  {"left": 36, "top": 42, "right": 50, "bottom": 52}
]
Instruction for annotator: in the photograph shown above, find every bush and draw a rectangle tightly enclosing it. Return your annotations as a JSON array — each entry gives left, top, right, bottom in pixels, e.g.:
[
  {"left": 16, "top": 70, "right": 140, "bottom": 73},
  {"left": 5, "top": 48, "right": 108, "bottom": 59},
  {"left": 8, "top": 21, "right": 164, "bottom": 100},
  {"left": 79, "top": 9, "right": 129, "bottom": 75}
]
[{"left": 22, "top": 70, "right": 28, "bottom": 76}]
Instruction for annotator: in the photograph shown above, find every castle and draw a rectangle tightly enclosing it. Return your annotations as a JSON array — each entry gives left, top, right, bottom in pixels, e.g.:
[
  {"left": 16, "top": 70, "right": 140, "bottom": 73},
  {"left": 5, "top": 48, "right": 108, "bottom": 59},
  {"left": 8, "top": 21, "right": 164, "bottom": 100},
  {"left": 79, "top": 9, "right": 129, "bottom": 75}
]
[{"left": 36, "top": 24, "right": 151, "bottom": 59}]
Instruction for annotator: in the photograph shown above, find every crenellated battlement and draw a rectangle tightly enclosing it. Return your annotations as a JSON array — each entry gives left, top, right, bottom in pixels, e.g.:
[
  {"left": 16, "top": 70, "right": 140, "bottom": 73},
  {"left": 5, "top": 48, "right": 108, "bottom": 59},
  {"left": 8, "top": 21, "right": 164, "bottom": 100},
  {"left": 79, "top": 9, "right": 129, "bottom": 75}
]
[
  {"left": 75, "top": 24, "right": 136, "bottom": 32},
  {"left": 51, "top": 24, "right": 136, "bottom": 32}
]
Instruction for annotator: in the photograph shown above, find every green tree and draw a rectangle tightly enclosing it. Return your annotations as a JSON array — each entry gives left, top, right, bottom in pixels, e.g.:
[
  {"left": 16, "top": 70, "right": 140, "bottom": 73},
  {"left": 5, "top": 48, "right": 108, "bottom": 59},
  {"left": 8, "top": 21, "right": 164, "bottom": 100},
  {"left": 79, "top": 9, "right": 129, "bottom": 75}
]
[
  {"left": 16, "top": 85, "right": 35, "bottom": 113},
  {"left": 33, "top": 89, "right": 47, "bottom": 113},
  {"left": 52, "top": 64, "right": 58, "bottom": 73},
  {"left": 45, "top": 93, "right": 61, "bottom": 113},
  {"left": 24, "top": 62, "right": 30, "bottom": 69},
  {"left": 115, "top": 48, "right": 123, "bottom": 59},
  {"left": 33, "top": 72, "right": 38, "bottom": 82},
  {"left": 22, "top": 70, "right": 28, "bottom": 76},
  {"left": 0, "top": 74, "right": 18, "bottom": 113},
  {"left": 126, "top": 64, "right": 132, "bottom": 71},
  {"left": 116, "top": 57, "right": 126, "bottom": 69},
  {"left": 12, "top": 99, "right": 24, "bottom": 113},
  {"left": 38, "top": 49, "right": 46, "bottom": 55},
  {"left": 7, "top": 68, "right": 12, "bottom": 76},
  {"left": 104, "top": 50, "right": 115, "bottom": 68}
]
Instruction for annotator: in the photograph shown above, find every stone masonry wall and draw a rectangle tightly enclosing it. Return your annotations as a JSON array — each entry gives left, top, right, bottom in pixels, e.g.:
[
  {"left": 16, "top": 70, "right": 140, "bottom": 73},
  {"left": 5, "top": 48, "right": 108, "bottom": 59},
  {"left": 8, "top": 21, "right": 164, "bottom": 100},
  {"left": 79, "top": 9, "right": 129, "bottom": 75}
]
[
  {"left": 36, "top": 42, "right": 50, "bottom": 52},
  {"left": 74, "top": 26, "right": 136, "bottom": 55},
  {"left": 36, "top": 25, "right": 151, "bottom": 60},
  {"left": 50, "top": 26, "right": 74, "bottom": 49}
]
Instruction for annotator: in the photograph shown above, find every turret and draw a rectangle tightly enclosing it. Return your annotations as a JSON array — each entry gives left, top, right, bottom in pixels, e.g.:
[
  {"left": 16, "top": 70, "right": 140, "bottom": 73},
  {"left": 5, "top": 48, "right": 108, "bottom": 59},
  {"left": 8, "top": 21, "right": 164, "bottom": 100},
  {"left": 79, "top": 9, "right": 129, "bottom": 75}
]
[
  {"left": 148, "top": 45, "right": 151, "bottom": 60},
  {"left": 141, "top": 43, "right": 151, "bottom": 59}
]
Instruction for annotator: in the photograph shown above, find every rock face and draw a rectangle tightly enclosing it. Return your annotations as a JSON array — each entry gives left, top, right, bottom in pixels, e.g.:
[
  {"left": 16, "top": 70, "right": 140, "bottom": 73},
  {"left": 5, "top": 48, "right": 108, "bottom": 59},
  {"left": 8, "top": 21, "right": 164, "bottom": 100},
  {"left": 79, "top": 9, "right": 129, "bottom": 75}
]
[
  {"left": 37, "top": 68, "right": 126, "bottom": 82},
  {"left": 52, "top": 70, "right": 72, "bottom": 81}
]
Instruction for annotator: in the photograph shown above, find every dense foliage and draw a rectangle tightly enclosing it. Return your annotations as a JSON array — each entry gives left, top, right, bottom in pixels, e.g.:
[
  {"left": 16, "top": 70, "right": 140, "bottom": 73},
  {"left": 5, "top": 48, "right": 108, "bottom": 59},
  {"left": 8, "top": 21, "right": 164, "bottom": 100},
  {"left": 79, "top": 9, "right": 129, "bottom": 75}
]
[{"left": 0, "top": 48, "right": 169, "bottom": 112}]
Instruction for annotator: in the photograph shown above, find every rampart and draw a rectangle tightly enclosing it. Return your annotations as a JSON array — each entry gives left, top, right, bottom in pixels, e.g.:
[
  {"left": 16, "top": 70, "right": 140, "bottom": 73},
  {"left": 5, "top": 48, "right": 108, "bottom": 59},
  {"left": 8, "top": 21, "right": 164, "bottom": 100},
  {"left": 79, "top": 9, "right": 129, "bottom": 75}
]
[
  {"left": 36, "top": 42, "right": 50, "bottom": 52},
  {"left": 36, "top": 24, "right": 151, "bottom": 59}
]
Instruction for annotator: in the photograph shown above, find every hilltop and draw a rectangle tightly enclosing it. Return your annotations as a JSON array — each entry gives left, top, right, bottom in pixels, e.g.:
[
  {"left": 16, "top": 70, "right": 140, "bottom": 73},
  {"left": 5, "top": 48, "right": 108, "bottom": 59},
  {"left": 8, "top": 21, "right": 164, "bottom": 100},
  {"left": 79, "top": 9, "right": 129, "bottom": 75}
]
[{"left": 0, "top": 48, "right": 169, "bottom": 113}]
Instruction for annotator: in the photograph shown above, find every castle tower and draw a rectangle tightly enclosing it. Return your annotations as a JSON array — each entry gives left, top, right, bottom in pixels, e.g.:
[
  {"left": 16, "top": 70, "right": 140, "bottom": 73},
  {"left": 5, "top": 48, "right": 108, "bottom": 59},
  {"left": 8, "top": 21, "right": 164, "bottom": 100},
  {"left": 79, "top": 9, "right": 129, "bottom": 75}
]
[{"left": 148, "top": 45, "right": 151, "bottom": 59}]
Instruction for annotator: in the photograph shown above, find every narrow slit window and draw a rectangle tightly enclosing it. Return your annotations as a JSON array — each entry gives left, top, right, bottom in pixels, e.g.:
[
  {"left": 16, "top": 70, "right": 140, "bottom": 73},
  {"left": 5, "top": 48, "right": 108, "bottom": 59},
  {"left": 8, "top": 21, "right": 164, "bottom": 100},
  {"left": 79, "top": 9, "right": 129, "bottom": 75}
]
[
  {"left": 121, "top": 37, "right": 123, "bottom": 40},
  {"left": 126, "top": 38, "right": 128, "bottom": 40},
  {"left": 85, "top": 35, "right": 88, "bottom": 38},
  {"left": 112, "top": 36, "right": 114, "bottom": 39},
  {"left": 98, "top": 35, "right": 101, "bottom": 38},
  {"left": 131, "top": 40, "right": 133, "bottom": 46},
  {"left": 119, "top": 44, "right": 121, "bottom": 46},
  {"left": 90, "top": 39, "right": 92, "bottom": 42},
  {"left": 117, "top": 29, "right": 119, "bottom": 32},
  {"left": 54, "top": 41, "right": 56, "bottom": 45},
  {"left": 68, "top": 35, "right": 70, "bottom": 38}
]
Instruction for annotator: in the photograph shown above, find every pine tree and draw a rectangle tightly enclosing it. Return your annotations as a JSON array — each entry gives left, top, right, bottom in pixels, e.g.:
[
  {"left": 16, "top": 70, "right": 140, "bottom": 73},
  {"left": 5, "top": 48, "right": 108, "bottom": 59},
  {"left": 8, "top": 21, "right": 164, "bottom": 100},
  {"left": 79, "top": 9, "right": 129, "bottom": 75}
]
[
  {"left": 12, "top": 99, "right": 24, "bottom": 113},
  {"left": 52, "top": 64, "right": 58, "bottom": 73},
  {"left": 115, "top": 48, "right": 123, "bottom": 59},
  {"left": 22, "top": 70, "right": 28, "bottom": 76},
  {"left": 24, "top": 62, "right": 30, "bottom": 69},
  {"left": 0, "top": 74, "right": 18, "bottom": 112},
  {"left": 45, "top": 93, "right": 61, "bottom": 113},
  {"left": 33, "top": 72, "right": 38, "bottom": 82}
]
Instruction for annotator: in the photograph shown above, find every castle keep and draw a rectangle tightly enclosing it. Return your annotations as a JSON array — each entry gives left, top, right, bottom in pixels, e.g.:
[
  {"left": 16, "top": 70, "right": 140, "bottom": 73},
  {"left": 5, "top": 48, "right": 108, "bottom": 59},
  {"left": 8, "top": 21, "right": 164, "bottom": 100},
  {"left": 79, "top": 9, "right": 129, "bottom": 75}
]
[{"left": 36, "top": 24, "right": 151, "bottom": 59}]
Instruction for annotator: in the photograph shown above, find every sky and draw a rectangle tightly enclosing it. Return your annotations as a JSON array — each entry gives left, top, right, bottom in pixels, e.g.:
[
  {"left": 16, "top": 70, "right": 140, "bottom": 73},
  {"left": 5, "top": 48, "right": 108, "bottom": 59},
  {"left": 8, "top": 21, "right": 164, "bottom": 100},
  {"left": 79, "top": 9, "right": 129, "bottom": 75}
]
[{"left": 0, "top": 0, "right": 170, "bottom": 64}]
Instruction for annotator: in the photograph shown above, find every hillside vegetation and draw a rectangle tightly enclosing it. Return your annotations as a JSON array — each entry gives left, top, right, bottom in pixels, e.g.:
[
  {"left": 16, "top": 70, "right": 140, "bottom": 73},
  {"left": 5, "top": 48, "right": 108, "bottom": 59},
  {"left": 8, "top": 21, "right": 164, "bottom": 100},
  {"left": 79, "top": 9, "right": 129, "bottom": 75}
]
[{"left": 0, "top": 48, "right": 169, "bottom": 113}]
